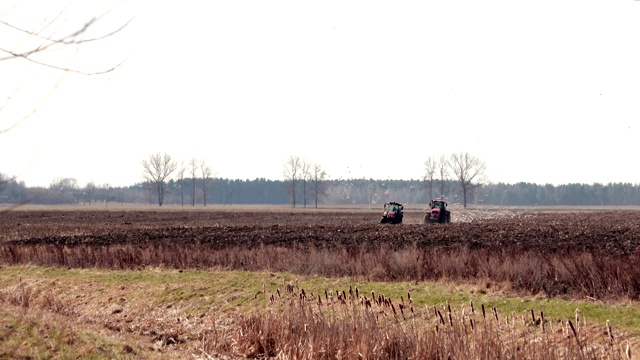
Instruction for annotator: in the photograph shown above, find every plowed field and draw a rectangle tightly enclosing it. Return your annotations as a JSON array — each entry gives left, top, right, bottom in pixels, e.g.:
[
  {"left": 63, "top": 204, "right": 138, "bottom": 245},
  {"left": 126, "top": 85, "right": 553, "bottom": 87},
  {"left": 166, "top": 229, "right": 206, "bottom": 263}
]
[{"left": 2, "top": 208, "right": 639, "bottom": 255}]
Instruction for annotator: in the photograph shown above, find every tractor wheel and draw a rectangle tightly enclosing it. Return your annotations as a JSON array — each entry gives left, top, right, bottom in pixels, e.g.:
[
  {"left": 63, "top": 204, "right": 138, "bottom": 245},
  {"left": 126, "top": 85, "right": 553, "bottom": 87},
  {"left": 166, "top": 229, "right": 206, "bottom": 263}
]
[
  {"left": 422, "top": 214, "right": 429, "bottom": 224},
  {"left": 380, "top": 217, "right": 387, "bottom": 224},
  {"left": 445, "top": 214, "right": 451, "bottom": 223}
]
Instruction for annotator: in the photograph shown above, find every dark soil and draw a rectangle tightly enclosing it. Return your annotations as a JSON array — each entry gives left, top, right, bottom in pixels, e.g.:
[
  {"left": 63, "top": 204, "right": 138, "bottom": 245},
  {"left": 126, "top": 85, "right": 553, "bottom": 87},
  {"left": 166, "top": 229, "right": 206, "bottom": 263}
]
[{"left": 2, "top": 209, "right": 640, "bottom": 255}]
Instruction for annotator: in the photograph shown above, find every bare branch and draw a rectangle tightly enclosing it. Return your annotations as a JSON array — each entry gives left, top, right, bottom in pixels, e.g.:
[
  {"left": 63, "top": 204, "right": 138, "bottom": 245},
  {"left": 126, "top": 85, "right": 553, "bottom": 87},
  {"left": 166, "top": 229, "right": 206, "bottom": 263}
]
[
  {"left": 0, "top": 2, "right": 132, "bottom": 135},
  {"left": 0, "top": 5, "right": 132, "bottom": 75},
  {"left": 1, "top": 47, "right": 124, "bottom": 74}
]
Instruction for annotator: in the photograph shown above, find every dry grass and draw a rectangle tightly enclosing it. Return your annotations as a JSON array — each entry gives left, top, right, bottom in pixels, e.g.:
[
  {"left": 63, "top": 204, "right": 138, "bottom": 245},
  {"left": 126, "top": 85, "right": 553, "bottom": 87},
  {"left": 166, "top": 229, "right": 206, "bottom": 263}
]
[
  {"left": 0, "top": 266, "right": 638, "bottom": 359},
  {"left": 225, "top": 284, "right": 635, "bottom": 359},
  {"left": 4, "top": 242, "right": 640, "bottom": 301}
]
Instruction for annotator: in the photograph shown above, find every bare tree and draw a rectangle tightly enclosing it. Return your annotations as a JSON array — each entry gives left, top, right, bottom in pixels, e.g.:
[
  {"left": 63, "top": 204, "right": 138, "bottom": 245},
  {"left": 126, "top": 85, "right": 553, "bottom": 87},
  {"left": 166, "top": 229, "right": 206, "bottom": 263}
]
[
  {"left": 300, "top": 159, "right": 311, "bottom": 208},
  {"left": 283, "top": 155, "right": 301, "bottom": 208},
  {"left": 49, "top": 177, "right": 79, "bottom": 203},
  {"left": 141, "top": 153, "right": 177, "bottom": 206},
  {"left": 189, "top": 157, "right": 198, "bottom": 206},
  {"left": 84, "top": 181, "right": 98, "bottom": 204},
  {"left": 311, "top": 163, "right": 328, "bottom": 208},
  {"left": 176, "top": 161, "right": 186, "bottom": 206},
  {"left": 438, "top": 155, "right": 449, "bottom": 198},
  {"left": 447, "top": 152, "right": 487, "bottom": 208},
  {"left": 423, "top": 156, "right": 436, "bottom": 201},
  {"left": 200, "top": 159, "right": 212, "bottom": 207}
]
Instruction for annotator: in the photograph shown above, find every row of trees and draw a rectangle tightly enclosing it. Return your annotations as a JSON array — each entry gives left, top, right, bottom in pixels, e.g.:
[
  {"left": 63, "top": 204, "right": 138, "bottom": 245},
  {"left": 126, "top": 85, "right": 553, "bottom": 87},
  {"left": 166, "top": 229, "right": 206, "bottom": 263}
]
[
  {"left": 141, "top": 153, "right": 214, "bottom": 207},
  {"left": 2, "top": 150, "right": 639, "bottom": 208},
  {"left": 279, "top": 152, "right": 487, "bottom": 209},
  {"left": 4, "top": 168, "right": 640, "bottom": 207},
  {"left": 3, "top": 175, "right": 640, "bottom": 207},
  {"left": 4, "top": 148, "right": 640, "bottom": 207},
  {"left": 141, "top": 153, "right": 332, "bottom": 208},
  {"left": 283, "top": 155, "right": 328, "bottom": 208}
]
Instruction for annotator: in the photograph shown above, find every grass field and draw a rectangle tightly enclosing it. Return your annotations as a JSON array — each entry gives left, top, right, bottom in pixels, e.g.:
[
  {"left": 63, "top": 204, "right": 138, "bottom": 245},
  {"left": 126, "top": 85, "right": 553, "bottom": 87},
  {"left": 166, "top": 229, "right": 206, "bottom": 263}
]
[{"left": 1, "top": 266, "right": 638, "bottom": 359}]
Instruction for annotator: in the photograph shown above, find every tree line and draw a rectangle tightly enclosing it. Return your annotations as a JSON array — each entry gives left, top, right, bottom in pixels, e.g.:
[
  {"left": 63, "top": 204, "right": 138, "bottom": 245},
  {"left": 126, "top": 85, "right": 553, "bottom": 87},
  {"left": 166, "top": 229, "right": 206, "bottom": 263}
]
[{"left": 2, "top": 172, "right": 640, "bottom": 207}]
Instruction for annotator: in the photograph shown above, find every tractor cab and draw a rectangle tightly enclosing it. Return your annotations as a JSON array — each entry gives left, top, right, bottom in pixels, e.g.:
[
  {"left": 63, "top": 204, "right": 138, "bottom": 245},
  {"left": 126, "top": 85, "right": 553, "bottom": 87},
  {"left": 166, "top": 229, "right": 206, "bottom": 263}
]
[
  {"left": 429, "top": 199, "right": 447, "bottom": 212},
  {"left": 380, "top": 201, "right": 404, "bottom": 224},
  {"left": 425, "top": 198, "right": 451, "bottom": 224}
]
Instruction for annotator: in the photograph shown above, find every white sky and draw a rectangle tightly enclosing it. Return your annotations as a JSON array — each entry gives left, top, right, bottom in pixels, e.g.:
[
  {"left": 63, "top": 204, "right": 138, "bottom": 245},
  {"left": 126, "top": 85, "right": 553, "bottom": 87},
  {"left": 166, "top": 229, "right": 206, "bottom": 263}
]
[{"left": 1, "top": 0, "right": 639, "bottom": 187}]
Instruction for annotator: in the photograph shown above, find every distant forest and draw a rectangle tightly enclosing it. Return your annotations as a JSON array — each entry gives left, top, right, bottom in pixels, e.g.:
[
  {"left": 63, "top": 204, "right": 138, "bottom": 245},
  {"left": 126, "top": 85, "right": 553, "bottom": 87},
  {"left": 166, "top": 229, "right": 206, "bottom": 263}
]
[{"left": 1, "top": 177, "right": 640, "bottom": 207}]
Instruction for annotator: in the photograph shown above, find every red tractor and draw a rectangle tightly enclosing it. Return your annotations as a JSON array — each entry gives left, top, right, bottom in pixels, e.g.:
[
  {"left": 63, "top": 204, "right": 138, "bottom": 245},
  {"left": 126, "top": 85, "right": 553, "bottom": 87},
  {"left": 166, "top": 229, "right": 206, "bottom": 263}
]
[
  {"left": 424, "top": 198, "right": 451, "bottom": 224},
  {"left": 380, "top": 201, "right": 404, "bottom": 224}
]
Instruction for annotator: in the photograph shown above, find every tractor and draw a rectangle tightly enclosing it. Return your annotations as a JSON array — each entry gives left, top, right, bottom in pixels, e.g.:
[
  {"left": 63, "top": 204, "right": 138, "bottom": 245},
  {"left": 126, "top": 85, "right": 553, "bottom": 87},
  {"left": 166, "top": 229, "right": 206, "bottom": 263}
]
[
  {"left": 424, "top": 198, "right": 451, "bottom": 224},
  {"left": 380, "top": 201, "right": 404, "bottom": 224}
]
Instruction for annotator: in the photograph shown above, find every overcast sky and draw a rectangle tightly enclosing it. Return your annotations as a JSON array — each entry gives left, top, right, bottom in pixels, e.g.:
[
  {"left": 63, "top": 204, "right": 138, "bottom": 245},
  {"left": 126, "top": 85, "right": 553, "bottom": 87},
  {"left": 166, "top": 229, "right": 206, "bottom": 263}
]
[{"left": 1, "top": 0, "right": 639, "bottom": 188}]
